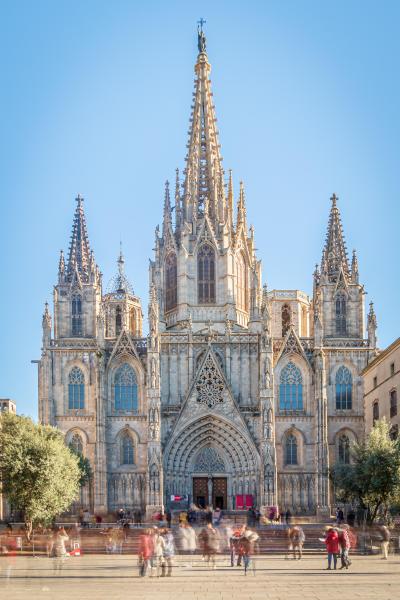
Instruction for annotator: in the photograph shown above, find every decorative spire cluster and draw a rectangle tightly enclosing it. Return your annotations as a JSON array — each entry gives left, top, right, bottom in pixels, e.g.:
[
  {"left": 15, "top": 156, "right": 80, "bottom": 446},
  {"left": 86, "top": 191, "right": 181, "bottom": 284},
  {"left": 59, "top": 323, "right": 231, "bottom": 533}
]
[
  {"left": 321, "top": 194, "right": 351, "bottom": 282},
  {"left": 66, "top": 195, "right": 92, "bottom": 282},
  {"left": 106, "top": 246, "right": 134, "bottom": 295}
]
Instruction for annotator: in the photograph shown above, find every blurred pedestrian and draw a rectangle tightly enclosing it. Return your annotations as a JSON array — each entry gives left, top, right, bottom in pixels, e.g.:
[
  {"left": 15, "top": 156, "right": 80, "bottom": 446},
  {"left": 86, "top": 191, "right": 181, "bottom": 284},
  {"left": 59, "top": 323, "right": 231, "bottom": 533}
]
[{"left": 324, "top": 527, "right": 339, "bottom": 570}]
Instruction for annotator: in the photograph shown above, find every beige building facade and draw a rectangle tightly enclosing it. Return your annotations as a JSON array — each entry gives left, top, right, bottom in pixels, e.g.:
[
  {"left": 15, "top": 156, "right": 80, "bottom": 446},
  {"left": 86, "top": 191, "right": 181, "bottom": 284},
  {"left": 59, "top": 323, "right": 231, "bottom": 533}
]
[
  {"left": 363, "top": 338, "right": 400, "bottom": 438},
  {"left": 37, "top": 29, "right": 379, "bottom": 517}
]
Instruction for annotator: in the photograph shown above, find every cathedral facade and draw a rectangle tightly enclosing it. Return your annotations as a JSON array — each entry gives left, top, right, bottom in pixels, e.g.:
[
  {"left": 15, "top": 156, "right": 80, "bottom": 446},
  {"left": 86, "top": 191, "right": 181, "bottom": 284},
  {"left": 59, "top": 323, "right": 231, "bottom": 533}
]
[{"left": 38, "top": 31, "right": 378, "bottom": 517}]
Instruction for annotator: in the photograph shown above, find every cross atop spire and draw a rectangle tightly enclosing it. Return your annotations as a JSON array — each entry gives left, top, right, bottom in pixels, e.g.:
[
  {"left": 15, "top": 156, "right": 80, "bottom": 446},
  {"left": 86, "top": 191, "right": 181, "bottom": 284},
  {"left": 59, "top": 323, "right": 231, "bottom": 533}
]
[
  {"left": 182, "top": 27, "right": 225, "bottom": 228},
  {"left": 321, "top": 193, "right": 350, "bottom": 282},
  {"left": 67, "top": 194, "right": 92, "bottom": 283}
]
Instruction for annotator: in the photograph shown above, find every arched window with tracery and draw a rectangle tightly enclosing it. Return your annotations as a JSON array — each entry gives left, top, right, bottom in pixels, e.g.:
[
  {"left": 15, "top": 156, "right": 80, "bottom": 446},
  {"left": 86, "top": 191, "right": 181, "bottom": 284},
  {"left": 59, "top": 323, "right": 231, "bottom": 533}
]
[
  {"left": 115, "top": 306, "right": 122, "bottom": 336},
  {"left": 281, "top": 304, "right": 291, "bottom": 337},
  {"left": 335, "top": 293, "right": 347, "bottom": 336},
  {"left": 285, "top": 434, "right": 298, "bottom": 465},
  {"left": 236, "top": 252, "right": 247, "bottom": 312},
  {"left": 335, "top": 366, "right": 352, "bottom": 410},
  {"left": 338, "top": 434, "right": 350, "bottom": 464},
  {"left": 69, "top": 433, "right": 83, "bottom": 455},
  {"left": 68, "top": 367, "right": 85, "bottom": 410},
  {"left": 198, "top": 244, "right": 216, "bottom": 304},
  {"left": 120, "top": 433, "right": 134, "bottom": 465},
  {"left": 165, "top": 253, "right": 178, "bottom": 312},
  {"left": 113, "top": 363, "right": 138, "bottom": 412},
  {"left": 71, "top": 294, "right": 82, "bottom": 336},
  {"left": 279, "top": 362, "right": 303, "bottom": 411}
]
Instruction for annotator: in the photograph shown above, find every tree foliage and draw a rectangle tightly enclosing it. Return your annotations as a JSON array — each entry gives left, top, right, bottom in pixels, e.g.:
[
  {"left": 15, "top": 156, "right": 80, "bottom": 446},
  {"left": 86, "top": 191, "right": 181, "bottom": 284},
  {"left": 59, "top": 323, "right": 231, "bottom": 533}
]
[
  {"left": 331, "top": 420, "right": 400, "bottom": 523},
  {"left": 0, "top": 413, "right": 81, "bottom": 535}
]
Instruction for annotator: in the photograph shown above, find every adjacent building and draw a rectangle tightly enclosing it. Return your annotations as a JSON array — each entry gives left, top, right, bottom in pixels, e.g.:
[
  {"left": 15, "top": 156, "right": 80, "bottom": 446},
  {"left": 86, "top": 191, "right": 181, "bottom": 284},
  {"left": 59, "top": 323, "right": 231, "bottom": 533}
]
[
  {"left": 362, "top": 337, "right": 400, "bottom": 439},
  {"left": 37, "top": 29, "right": 379, "bottom": 517},
  {"left": 0, "top": 398, "right": 17, "bottom": 521}
]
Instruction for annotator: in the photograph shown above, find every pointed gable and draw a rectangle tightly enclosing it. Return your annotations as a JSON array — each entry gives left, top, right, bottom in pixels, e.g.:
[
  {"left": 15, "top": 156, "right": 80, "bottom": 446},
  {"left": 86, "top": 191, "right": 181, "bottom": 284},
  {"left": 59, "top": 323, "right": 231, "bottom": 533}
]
[
  {"left": 109, "top": 329, "right": 140, "bottom": 362},
  {"left": 276, "top": 326, "right": 310, "bottom": 366}
]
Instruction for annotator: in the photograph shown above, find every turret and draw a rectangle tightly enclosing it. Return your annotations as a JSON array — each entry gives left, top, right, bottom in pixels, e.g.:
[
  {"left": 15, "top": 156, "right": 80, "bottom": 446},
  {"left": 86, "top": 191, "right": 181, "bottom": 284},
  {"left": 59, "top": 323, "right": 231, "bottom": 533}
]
[
  {"left": 367, "top": 301, "right": 377, "bottom": 349},
  {"left": 42, "top": 302, "right": 52, "bottom": 350}
]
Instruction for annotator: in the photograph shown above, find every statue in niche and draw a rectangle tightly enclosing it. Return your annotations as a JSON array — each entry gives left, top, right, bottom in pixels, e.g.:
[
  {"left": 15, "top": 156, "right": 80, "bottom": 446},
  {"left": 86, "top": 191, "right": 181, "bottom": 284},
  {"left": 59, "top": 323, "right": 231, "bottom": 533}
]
[{"left": 151, "top": 358, "right": 157, "bottom": 388}]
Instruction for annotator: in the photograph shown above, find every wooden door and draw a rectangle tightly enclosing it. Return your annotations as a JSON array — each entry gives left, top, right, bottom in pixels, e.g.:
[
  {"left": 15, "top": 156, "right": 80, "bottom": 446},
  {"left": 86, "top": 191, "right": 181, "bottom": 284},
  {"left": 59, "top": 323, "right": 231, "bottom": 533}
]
[
  {"left": 193, "top": 477, "right": 208, "bottom": 508},
  {"left": 212, "top": 477, "right": 227, "bottom": 509}
]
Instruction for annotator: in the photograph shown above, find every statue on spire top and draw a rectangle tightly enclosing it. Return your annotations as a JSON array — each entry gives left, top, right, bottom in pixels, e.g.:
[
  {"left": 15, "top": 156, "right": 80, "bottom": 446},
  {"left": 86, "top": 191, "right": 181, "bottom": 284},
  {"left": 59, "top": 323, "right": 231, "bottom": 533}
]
[{"left": 197, "top": 18, "right": 207, "bottom": 53}]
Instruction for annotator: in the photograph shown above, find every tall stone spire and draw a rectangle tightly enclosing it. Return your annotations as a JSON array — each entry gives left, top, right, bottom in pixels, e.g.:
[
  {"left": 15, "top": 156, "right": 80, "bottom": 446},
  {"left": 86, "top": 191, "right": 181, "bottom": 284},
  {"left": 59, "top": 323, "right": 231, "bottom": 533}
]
[
  {"left": 67, "top": 194, "right": 92, "bottom": 283},
  {"left": 183, "top": 24, "right": 225, "bottom": 227},
  {"left": 321, "top": 194, "right": 350, "bottom": 282}
]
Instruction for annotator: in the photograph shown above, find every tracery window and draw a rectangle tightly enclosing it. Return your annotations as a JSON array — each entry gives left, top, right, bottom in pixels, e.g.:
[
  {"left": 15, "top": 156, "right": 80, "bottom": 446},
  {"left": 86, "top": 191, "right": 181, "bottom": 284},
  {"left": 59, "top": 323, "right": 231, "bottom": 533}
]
[
  {"left": 196, "top": 354, "right": 224, "bottom": 408},
  {"left": 281, "top": 304, "right": 291, "bottom": 337},
  {"left": 335, "top": 293, "right": 347, "bottom": 336},
  {"left": 335, "top": 366, "right": 352, "bottom": 410},
  {"left": 120, "top": 433, "right": 134, "bottom": 465},
  {"left": 71, "top": 294, "right": 82, "bottom": 336},
  {"left": 338, "top": 434, "right": 350, "bottom": 464},
  {"left": 236, "top": 252, "right": 247, "bottom": 312},
  {"left": 70, "top": 433, "right": 83, "bottom": 455},
  {"left": 114, "top": 363, "right": 138, "bottom": 412},
  {"left": 279, "top": 362, "right": 303, "bottom": 411},
  {"left": 115, "top": 306, "right": 122, "bottom": 336},
  {"left": 390, "top": 389, "right": 397, "bottom": 418},
  {"left": 373, "top": 401, "right": 379, "bottom": 424},
  {"left": 198, "top": 244, "right": 216, "bottom": 304},
  {"left": 285, "top": 434, "right": 298, "bottom": 465},
  {"left": 68, "top": 367, "right": 85, "bottom": 410},
  {"left": 165, "top": 253, "right": 178, "bottom": 312}
]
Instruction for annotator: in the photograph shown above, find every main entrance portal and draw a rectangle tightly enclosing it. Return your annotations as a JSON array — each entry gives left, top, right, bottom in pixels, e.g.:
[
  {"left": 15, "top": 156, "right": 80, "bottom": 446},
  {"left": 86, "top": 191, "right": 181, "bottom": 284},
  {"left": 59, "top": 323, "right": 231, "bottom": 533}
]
[{"left": 193, "top": 477, "right": 227, "bottom": 509}]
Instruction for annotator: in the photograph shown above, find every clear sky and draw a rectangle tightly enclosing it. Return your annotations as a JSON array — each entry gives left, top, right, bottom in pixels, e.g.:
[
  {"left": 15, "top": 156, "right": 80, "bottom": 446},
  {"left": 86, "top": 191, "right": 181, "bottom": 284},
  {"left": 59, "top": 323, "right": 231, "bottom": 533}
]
[{"left": 0, "top": 0, "right": 399, "bottom": 419}]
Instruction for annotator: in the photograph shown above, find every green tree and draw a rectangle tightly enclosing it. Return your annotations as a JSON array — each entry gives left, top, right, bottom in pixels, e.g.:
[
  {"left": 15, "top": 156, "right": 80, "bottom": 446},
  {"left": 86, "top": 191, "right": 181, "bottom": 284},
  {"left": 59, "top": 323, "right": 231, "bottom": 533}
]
[
  {"left": 331, "top": 420, "right": 400, "bottom": 524},
  {"left": 0, "top": 413, "right": 81, "bottom": 538}
]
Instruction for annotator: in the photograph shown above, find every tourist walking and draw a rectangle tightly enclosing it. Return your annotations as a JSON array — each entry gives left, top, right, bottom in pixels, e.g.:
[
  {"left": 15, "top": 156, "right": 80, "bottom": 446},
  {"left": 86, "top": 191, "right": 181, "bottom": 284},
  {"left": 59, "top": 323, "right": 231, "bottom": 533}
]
[
  {"left": 324, "top": 527, "right": 339, "bottom": 570},
  {"left": 185, "top": 523, "right": 197, "bottom": 565},
  {"left": 230, "top": 525, "right": 245, "bottom": 566},
  {"left": 289, "top": 526, "right": 305, "bottom": 560},
  {"left": 53, "top": 527, "right": 69, "bottom": 573},
  {"left": 338, "top": 524, "right": 351, "bottom": 569},
  {"left": 138, "top": 529, "right": 153, "bottom": 577},
  {"left": 151, "top": 528, "right": 166, "bottom": 576},
  {"left": 199, "top": 523, "right": 220, "bottom": 568},
  {"left": 379, "top": 525, "right": 391, "bottom": 560},
  {"left": 161, "top": 529, "right": 175, "bottom": 576}
]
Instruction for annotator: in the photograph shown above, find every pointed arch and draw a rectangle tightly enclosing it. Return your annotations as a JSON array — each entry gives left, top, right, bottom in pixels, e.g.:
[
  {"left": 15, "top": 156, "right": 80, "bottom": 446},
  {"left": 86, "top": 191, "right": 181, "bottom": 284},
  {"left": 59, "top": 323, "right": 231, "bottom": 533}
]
[
  {"left": 68, "top": 366, "right": 85, "bottom": 409},
  {"left": 335, "top": 292, "right": 347, "bottom": 336},
  {"left": 285, "top": 434, "right": 298, "bottom": 465},
  {"left": 113, "top": 363, "right": 138, "bottom": 412},
  {"left": 71, "top": 293, "right": 83, "bottom": 336},
  {"left": 198, "top": 244, "right": 216, "bottom": 304},
  {"left": 120, "top": 432, "right": 135, "bottom": 465},
  {"left": 338, "top": 434, "right": 350, "bottom": 464},
  {"left": 236, "top": 251, "right": 248, "bottom": 312},
  {"left": 335, "top": 366, "right": 352, "bottom": 410},
  {"left": 281, "top": 304, "right": 291, "bottom": 337},
  {"left": 165, "top": 252, "right": 178, "bottom": 312},
  {"left": 279, "top": 362, "right": 303, "bottom": 411},
  {"left": 70, "top": 432, "right": 84, "bottom": 455},
  {"left": 115, "top": 305, "right": 122, "bottom": 336}
]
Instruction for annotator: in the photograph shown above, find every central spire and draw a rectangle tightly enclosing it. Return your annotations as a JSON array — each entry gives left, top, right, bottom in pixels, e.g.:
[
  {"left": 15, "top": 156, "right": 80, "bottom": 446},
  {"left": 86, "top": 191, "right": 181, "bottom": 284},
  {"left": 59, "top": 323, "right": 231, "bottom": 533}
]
[{"left": 182, "top": 24, "right": 226, "bottom": 227}]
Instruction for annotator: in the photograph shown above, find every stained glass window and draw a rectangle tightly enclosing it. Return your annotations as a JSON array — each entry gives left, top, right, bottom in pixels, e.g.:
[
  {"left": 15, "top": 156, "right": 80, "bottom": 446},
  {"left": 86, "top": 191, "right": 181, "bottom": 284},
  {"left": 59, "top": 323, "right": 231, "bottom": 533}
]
[
  {"left": 335, "top": 293, "right": 347, "bottom": 336},
  {"left": 335, "top": 366, "right": 352, "bottom": 410},
  {"left": 114, "top": 363, "right": 138, "bottom": 412},
  {"left": 286, "top": 434, "right": 298, "bottom": 465},
  {"left": 68, "top": 367, "right": 85, "bottom": 409},
  {"left": 279, "top": 362, "right": 303, "bottom": 411},
  {"left": 121, "top": 433, "right": 134, "bottom": 465},
  {"left": 71, "top": 294, "right": 82, "bottom": 336}
]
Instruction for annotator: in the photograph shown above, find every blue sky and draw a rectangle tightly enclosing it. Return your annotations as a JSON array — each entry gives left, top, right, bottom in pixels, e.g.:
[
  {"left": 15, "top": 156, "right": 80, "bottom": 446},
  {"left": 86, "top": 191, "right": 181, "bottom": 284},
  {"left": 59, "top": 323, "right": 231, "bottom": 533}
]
[{"left": 0, "top": 0, "right": 399, "bottom": 419}]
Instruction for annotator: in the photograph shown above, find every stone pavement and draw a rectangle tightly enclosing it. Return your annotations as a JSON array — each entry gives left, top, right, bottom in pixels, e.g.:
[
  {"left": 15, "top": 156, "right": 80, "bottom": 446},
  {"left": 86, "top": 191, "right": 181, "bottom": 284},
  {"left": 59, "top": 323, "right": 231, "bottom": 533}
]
[{"left": 1, "top": 554, "right": 399, "bottom": 600}]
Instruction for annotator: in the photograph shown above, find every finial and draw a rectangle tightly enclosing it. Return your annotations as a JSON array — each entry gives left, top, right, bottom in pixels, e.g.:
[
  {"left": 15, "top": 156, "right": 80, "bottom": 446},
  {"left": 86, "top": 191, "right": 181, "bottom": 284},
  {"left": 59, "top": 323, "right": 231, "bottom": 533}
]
[
  {"left": 117, "top": 243, "right": 125, "bottom": 275},
  {"left": 197, "top": 18, "right": 207, "bottom": 54},
  {"left": 330, "top": 193, "right": 337, "bottom": 207},
  {"left": 75, "top": 194, "right": 83, "bottom": 206}
]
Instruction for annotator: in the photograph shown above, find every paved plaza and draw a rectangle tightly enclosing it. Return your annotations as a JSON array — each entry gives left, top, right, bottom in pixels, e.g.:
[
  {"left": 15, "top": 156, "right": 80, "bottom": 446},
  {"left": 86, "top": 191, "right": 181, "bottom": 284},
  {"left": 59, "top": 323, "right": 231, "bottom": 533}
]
[{"left": 1, "top": 554, "right": 399, "bottom": 600}]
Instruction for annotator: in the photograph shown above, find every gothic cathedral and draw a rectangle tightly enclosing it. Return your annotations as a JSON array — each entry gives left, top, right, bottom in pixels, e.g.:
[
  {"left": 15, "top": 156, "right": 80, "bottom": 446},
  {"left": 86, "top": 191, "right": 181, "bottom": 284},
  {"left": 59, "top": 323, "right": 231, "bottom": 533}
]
[{"left": 38, "top": 30, "right": 378, "bottom": 517}]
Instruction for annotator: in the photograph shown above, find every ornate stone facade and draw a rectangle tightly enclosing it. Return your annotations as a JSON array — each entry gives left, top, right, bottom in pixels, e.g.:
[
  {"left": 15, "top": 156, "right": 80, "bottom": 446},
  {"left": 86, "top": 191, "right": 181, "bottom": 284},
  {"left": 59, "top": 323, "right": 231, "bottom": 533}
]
[{"left": 37, "top": 29, "right": 378, "bottom": 516}]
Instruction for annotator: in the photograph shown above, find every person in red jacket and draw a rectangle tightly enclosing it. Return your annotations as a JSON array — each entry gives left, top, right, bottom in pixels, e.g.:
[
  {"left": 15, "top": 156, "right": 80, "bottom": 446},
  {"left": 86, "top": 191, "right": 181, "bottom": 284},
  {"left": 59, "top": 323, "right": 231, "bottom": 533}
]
[
  {"left": 324, "top": 527, "right": 339, "bottom": 570},
  {"left": 138, "top": 529, "right": 154, "bottom": 577}
]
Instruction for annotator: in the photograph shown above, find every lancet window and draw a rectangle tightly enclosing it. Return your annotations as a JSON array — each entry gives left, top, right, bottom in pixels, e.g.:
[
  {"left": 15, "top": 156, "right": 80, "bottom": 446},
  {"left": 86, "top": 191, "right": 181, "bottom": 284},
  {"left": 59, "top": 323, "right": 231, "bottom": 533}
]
[
  {"left": 68, "top": 367, "right": 85, "bottom": 410},
  {"left": 114, "top": 363, "right": 138, "bottom": 413},
  {"left": 338, "top": 434, "right": 350, "bottom": 464},
  {"left": 120, "top": 433, "right": 134, "bottom": 465},
  {"left": 335, "top": 293, "right": 347, "bottom": 336},
  {"left": 279, "top": 362, "right": 303, "bottom": 411},
  {"left": 335, "top": 366, "right": 352, "bottom": 410},
  {"left": 165, "top": 253, "right": 178, "bottom": 312},
  {"left": 236, "top": 252, "right": 247, "bottom": 312},
  {"left": 115, "top": 306, "right": 122, "bottom": 336},
  {"left": 70, "top": 433, "right": 83, "bottom": 455},
  {"left": 71, "top": 294, "right": 82, "bottom": 336},
  {"left": 198, "top": 244, "right": 216, "bottom": 304},
  {"left": 285, "top": 434, "right": 298, "bottom": 465}
]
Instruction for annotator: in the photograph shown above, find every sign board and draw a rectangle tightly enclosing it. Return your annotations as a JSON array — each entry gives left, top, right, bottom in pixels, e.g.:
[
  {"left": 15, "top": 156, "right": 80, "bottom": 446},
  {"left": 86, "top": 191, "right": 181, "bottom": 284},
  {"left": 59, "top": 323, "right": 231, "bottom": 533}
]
[
  {"left": 170, "top": 494, "right": 188, "bottom": 502},
  {"left": 235, "top": 494, "right": 253, "bottom": 509}
]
